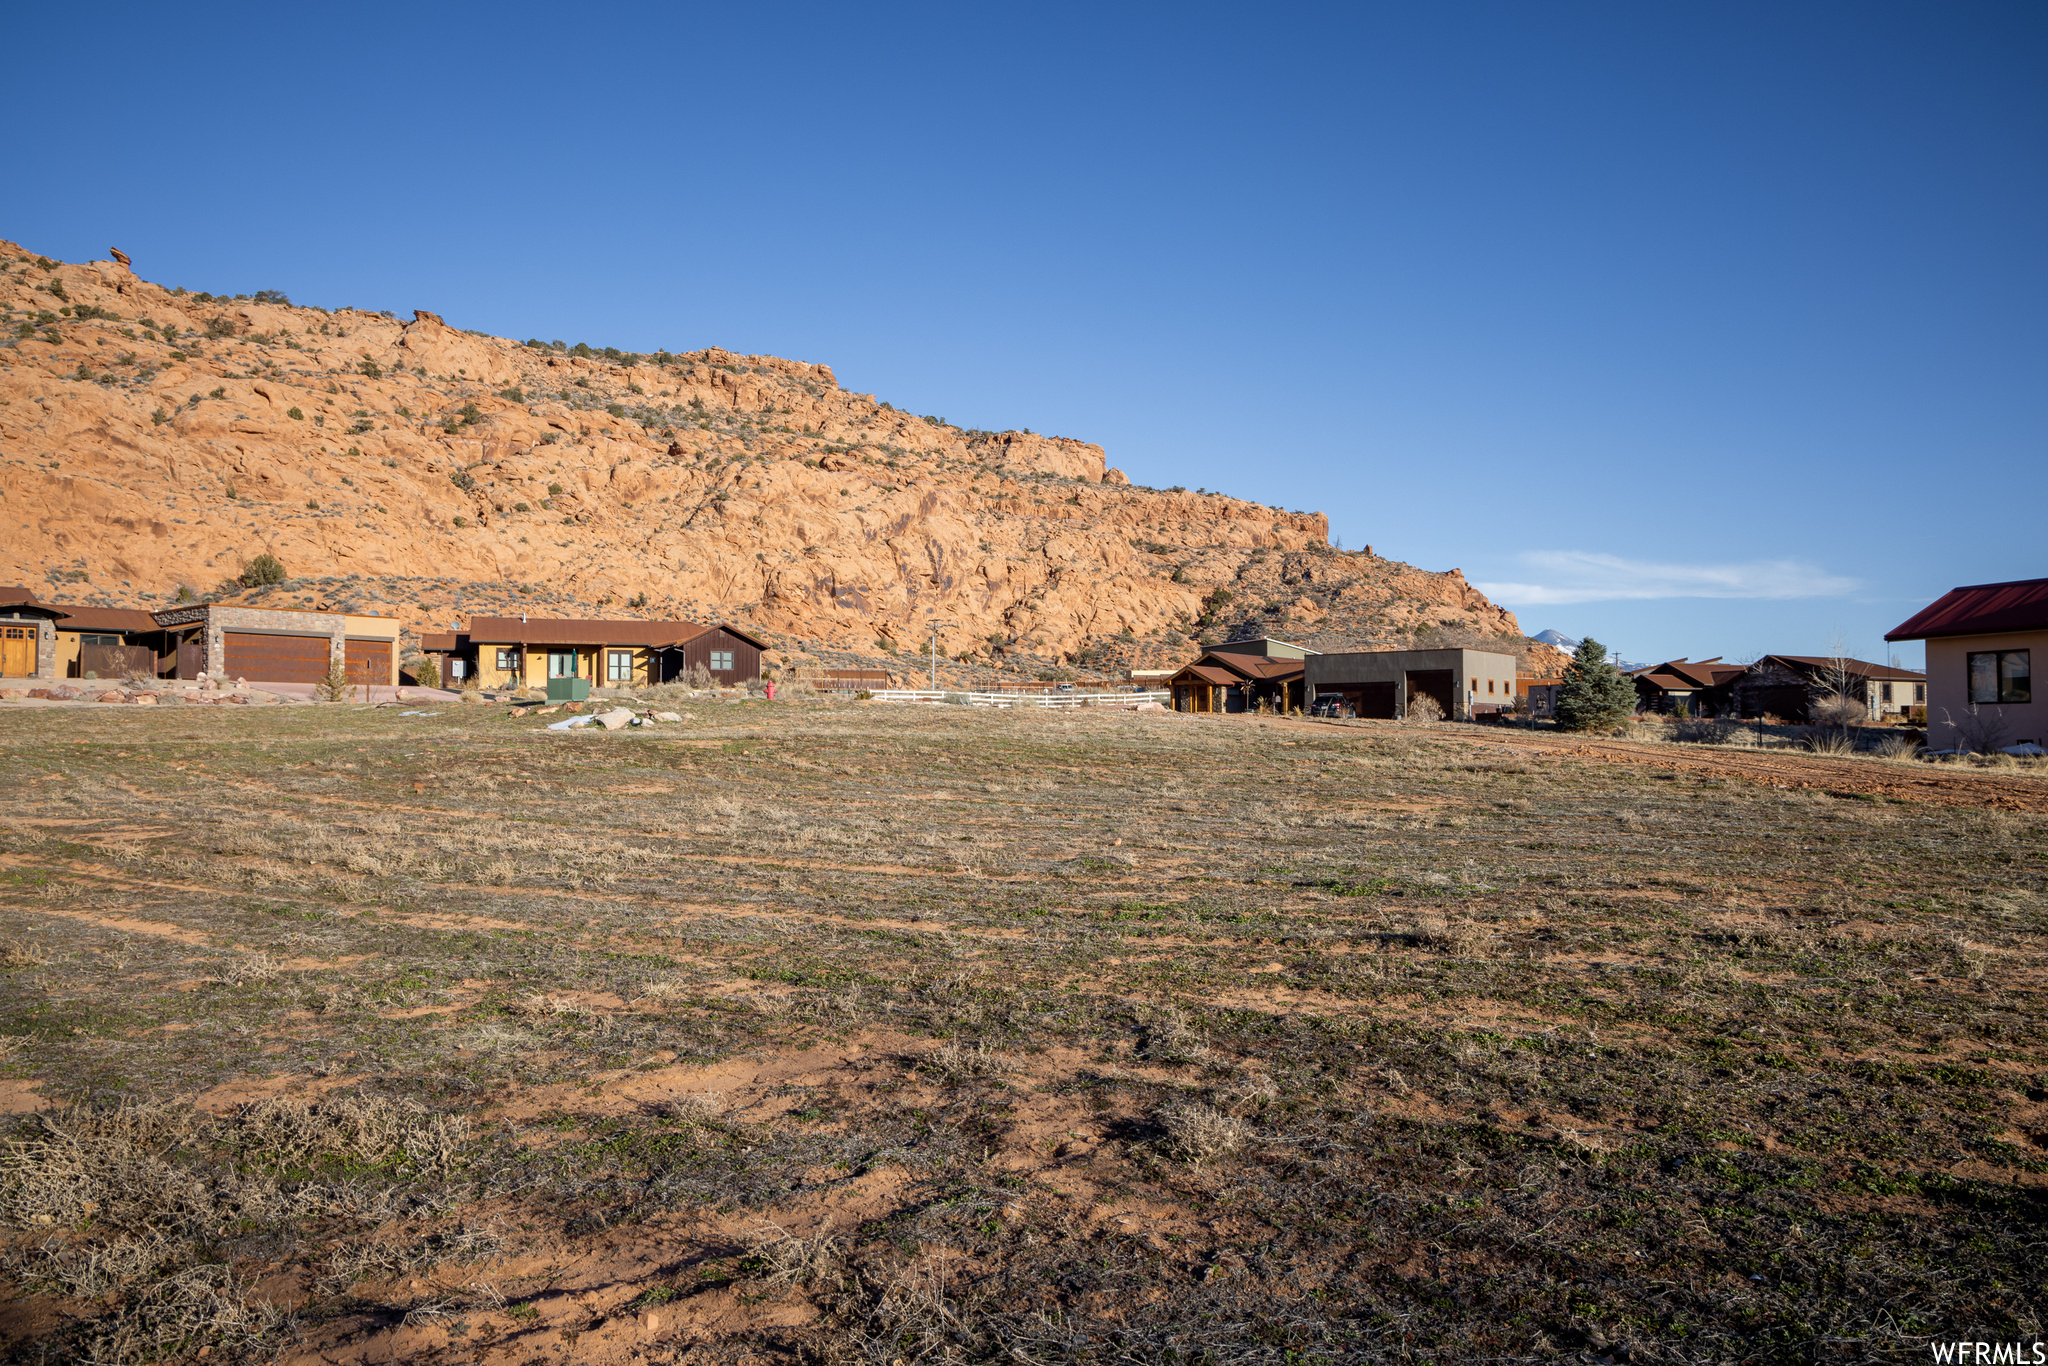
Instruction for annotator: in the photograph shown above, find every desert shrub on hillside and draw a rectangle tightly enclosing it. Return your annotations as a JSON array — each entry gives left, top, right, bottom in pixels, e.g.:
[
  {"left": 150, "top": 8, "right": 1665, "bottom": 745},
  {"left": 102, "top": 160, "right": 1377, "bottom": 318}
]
[{"left": 239, "top": 552, "right": 286, "bottom": 587}]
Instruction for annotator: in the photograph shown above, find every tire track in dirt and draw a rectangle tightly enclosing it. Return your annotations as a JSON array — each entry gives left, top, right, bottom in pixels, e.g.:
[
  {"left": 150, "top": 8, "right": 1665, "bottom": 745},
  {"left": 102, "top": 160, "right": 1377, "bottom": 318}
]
[{"left": 1459, "top": 730, "right": 2048, "bottom": 811}]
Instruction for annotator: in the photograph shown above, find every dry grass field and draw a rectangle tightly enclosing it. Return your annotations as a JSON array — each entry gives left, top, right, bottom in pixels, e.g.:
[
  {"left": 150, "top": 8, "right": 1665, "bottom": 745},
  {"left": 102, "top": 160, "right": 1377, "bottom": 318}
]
[{"left": 0, "top": 700, "right": 2042, "bottom": 1365}]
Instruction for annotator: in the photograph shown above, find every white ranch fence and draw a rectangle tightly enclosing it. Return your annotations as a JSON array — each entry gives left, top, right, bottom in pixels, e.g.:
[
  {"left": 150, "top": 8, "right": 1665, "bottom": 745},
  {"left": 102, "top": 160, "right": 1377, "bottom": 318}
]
[{"left": 871, "top": 689, "right": 1169, "bottom": 710}]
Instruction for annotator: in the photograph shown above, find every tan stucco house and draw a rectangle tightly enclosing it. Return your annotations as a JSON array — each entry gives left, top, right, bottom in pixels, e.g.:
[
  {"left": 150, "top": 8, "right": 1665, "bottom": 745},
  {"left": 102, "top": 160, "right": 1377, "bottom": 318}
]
[{"left": 1887, "top": 577, "right": 2045, "bottom": 753}]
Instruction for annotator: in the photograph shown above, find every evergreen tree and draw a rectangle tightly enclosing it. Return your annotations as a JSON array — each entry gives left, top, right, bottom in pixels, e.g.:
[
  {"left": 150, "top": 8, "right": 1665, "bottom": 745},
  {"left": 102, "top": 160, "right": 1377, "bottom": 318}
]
[{"left": 1555, "top": 636, "right": 1638, "bottom": 732}]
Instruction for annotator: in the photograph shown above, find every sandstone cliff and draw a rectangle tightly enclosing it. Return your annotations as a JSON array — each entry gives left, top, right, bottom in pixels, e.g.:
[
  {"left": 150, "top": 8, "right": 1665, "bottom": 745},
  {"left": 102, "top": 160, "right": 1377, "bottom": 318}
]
[{"left": 0, "top": 243, "right": 1555, "bottom": 682}]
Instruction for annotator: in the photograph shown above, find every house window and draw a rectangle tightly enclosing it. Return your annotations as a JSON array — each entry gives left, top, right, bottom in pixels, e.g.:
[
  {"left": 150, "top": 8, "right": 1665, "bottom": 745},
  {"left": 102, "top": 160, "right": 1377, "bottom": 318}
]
[
  {"left": 80, "top": 633, "right": 122, "bottom": 646},
  {"left": 710, "top": 650, "right": 734, "bottom": 672},
  {"left": 1880, "top": 682, "right": 1892, "bottom": 704},
  {"left": 496, "top": 648, "right": 521, "bottom": 672},
  {"left": 1968, "top": 650, "right": 2030, "bottom": 705},
  {"left": 1487, "top": 678, "right": 1495, "bottom": 694},
  {"left": 608, "top": 650, "right": 634, "bottom": 682},
  {"left": 1914, "top": 683, "right": 1925, "bottom": 703},
  {"left": 548, "top": 651, "right": 579, "bottom": 679}
]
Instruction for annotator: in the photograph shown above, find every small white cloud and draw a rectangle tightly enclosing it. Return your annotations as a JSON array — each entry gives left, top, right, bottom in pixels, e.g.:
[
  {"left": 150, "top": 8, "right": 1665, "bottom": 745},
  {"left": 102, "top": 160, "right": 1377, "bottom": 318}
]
[{"left": 1474, "top": 551, "right": 1860, "bottom": 606}]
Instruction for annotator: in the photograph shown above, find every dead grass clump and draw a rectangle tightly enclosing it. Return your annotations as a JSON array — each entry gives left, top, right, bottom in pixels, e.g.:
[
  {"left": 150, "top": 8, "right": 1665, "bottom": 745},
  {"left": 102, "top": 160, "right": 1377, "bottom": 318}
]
[
  {"left": 0, "top": 1104, "right": 214, "bottom": 1235},
  {"left": 651, "top": 1091, "right": 727, "bottom": 1125},
  {"left": 1141, "top": 1006, "right": 1208, "bottom": 1064},
  {"left": 917, "top": 1040, "right": 1013, "bottom": 1082},
  {"left": 1213, "top": 1071, "right": 1279, "bottom": 1115},
  {"left": 1155, "top": 1101, "right": 1251, "bottom": 1167},
  {"left": 741, "top": 1223, "right": 843, "bottom": 1297},
  {"left": 229, "top": 1094, "right": 469, "bottom": 1177},
  {"left": 1802, "top": 728, "right": 1860, "bottom": 756},
  {"left": 205, "top": 951, "right": 284, "bottom": 986},
  {"left": 1872, "top": 732, "right": 1921, "bottom": 761},
  {"left": 640, "top": 977, "right": 691, "bottom": 1002},
  {"left": 1672, "top": 718, "right": 1741, "bottom": 745},
  {"left": 0, "top": 940, "right": 48, "bottom": 969},
  {"left": 514, "top": 991, "right": 586, "bottom": 1018},
  {"left": 85, "top": 1262, "right": 292, "bottom": 1366},
  {"left": 1409, "top": 913, "right": 1487, "bottom": 955}
]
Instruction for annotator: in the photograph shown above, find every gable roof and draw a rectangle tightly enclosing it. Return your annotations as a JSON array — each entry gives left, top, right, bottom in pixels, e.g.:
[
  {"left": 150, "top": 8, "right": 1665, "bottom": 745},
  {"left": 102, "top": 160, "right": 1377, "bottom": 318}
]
[
  {"left": 49, "top": 605, "right": 160, "bottom": 633},
  {"left": 1886, "top": 577, "right": 2048, "bottom": 641},
  {"left": 1197, "top": 650, "right": 1305, "bottom": 681},
  {"left": 1172, "top": 663, "right": 1244, "bottom": 686},
  {"left": 466, "top": 615, "right": 708, "bottom": 648},
  {"left": 0, "top": 588, "right": 73, "bottom": 620},
  {"left": 1755, "top": 655, "right": 1926, "bottom": 681}
]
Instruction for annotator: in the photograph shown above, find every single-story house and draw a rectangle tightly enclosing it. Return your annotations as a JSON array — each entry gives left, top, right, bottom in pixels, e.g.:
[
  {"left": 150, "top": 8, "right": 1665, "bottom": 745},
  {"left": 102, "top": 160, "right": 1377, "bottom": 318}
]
[
  {"left": 0, "top": 587, "right": 65, "bottom": 680},
  {"left": 1522, "top": 677, "right": 1563, "bottom": 720},
  {"left": 1730, "top": 655, "right": 1926, "bottom": 723},
  {"left": 1305, "top": 648, "right": 1519, "bottom": 721},
  {"left": 1167, "top": 637, "right": 1318, "bottom": 713},
  {"left": 426, "top": 616, "right": 769, "bottom": 688},
  {"left": 1629, "top": 658, "right": 1748, "bottom": 715},
  {"left": 1886, "top": 576, "right": 2044, "bottom": 752},
  {"left": 52, "top": 606, "right": 173, "bottom": 680},
  {"left": 148, "top": 603, "right": 401, "bottom": 687}
]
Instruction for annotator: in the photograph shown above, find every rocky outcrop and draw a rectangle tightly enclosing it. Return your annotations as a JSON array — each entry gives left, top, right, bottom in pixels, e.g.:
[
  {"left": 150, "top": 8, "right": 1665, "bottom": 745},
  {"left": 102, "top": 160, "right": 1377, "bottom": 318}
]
[{"left": 0, "top": 241, "right": 1538, "bottom": 679}]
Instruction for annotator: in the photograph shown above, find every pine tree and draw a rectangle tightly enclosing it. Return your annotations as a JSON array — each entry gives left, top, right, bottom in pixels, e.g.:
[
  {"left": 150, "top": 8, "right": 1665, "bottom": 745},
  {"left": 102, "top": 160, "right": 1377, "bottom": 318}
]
[{"left": 1555, "top": 637, "right": 1638, "bottom": 732}]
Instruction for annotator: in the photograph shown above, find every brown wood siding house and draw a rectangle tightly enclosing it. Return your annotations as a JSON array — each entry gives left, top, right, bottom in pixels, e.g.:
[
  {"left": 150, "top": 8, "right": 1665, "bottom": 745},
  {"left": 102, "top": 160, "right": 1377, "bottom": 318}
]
[{"left": 674, "top": 625, "right": 768, "bottom": 685}]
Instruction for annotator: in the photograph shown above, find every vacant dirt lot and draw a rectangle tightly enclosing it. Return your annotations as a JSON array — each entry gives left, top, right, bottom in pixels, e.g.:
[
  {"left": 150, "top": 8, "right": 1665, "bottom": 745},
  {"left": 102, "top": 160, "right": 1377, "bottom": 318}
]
[{"left": 0, "top": 701, "right": 2041, "bottom": 1364}]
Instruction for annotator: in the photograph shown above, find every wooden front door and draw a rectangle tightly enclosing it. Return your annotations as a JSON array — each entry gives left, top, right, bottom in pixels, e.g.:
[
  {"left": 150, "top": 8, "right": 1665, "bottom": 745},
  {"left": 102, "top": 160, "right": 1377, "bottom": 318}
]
[{"left": 0, "top": 625, "right": 35, "bottom": 677}]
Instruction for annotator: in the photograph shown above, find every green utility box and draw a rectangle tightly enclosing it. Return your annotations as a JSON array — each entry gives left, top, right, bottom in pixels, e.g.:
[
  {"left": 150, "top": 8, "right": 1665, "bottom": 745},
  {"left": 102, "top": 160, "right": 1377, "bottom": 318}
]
[{"left": 547, "top": 676, "right": 591, "bottom": 702}]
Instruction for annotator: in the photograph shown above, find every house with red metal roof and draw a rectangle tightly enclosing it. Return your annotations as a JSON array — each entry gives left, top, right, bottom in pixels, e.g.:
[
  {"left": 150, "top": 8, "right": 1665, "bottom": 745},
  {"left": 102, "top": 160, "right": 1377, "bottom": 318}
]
[
  {"left": 1167, "top": 637, "right": 1316, "bottom": 713},
  {"left": 1887, "top": 577, "right": 2046, "bottom": 751}
]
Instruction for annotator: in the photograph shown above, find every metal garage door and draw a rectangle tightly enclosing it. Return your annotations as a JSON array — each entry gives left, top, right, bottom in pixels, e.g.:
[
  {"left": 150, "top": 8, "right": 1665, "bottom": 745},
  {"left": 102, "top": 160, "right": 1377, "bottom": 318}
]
[
  {"left": 344, "top": 639, "right": 391, "bottom": 688},
  {"left": 223, "top": 631, "right": 330, "bottom": 683}
]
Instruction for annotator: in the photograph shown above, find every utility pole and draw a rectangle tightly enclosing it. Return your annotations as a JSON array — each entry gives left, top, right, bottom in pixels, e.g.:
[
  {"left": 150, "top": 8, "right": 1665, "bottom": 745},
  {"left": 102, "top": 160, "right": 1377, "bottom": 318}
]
[{"left": 928, "top": 620, "right": 957, "bottom": 691}]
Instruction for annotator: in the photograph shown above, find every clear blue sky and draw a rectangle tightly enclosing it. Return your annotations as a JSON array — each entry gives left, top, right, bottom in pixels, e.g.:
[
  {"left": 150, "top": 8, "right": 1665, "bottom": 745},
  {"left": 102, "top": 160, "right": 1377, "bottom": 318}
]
[{"left": 8, "top": 2, "right": 2045, "bottom": 668}]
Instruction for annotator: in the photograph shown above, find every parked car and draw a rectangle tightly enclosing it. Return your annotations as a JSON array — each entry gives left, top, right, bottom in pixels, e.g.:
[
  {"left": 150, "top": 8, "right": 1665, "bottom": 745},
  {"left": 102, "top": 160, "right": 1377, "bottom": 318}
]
[
  {"left": 1311, "top": 695, "right": 1348, "bottom": 718},
  {"left": 1056, "top": 683, "right": 1075, "bottom": 692}
]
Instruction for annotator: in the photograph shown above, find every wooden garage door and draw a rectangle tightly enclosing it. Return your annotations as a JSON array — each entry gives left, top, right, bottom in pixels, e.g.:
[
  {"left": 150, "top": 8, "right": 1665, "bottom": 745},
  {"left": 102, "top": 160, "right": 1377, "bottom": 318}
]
[
  {"left": 223, "top": 631, "right": 330, "bottom": 684},
  {"left": 345, "top": 639, "right": 391, "bottom": 687}
]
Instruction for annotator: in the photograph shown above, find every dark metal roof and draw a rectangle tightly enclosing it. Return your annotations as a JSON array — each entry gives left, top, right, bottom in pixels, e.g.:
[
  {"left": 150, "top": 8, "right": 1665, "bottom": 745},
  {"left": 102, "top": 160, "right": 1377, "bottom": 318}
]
[
  {"left": 49, "top": 605, "right": 160, "bottom": 633},
  {"left": 0, "top": 588, "right": 73, "bottom": 619},
  {"left": 1173, "top": 663, "right": 1242, "bottom": 685},
  {"left": 1886, "top": 577, "right": 2048, "bottom": 641},
  {"left": 1200, "top": 650, "right": 1304, "bottom": 681},
  {"left": 418, "top": 632, "right": 462, "bottom": 652},
  {"left": 466, "top": 615, "right": 709, "bottom": 648},
  {"left": 1756, "top": 655, "right": 1926, "bottom": 681}
]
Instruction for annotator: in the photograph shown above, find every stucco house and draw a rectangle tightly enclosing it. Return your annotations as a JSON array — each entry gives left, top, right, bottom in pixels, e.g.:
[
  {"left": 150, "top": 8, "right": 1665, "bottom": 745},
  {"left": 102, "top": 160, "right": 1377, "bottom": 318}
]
[
  {"left": 148, "top": 603, "right": 401, "bottom": 687},
  {"left": 422, "top": 616, "right": 768, "bottom": 689},
  {"left": 1886, "top": 577, "right": 2045, "bottom": 752},
  {"left": 1304, "top": 648, "right": 1518, "bottom": 721}
]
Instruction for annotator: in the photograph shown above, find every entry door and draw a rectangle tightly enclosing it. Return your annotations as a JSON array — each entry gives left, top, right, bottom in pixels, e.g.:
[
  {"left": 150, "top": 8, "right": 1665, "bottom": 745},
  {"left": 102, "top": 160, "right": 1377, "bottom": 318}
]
[
  {"left": 0, "top": 625, "right": 34, "bottom": 677},
  {"left": 548, "top": 650, "right": 579, "bottom": 679}
]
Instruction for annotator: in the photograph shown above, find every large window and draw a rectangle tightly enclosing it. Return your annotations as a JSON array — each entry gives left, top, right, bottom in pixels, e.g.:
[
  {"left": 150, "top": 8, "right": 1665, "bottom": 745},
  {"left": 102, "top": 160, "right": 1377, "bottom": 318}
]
[
  {"left": 495, "top": 648, "right": 521, "bottom": 673},
  {"left": 710, "top": 650, "right": 734, "bottom": 672},
  {"left": 548, "top": 651, "right": 579, "bottom": 679},
  {"left": 608, "top": 650, "right": 633, "bottom": 682},
  {"left": 1968, "top": 650, "right": 2030, "bottom": 705}
]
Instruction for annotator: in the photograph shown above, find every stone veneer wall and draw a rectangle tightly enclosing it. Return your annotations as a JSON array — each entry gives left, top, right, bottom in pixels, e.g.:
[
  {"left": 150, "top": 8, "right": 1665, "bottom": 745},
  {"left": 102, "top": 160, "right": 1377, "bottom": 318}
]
[{"left": 150, "top": 604, "right": 346, "bottom": 679}]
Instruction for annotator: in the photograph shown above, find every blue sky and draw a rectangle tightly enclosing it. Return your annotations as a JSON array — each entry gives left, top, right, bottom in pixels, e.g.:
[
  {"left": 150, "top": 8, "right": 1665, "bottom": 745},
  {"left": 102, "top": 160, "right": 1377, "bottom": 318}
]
[{"left": 7, "top": 2, "right": 2044, "bottom": 667}]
